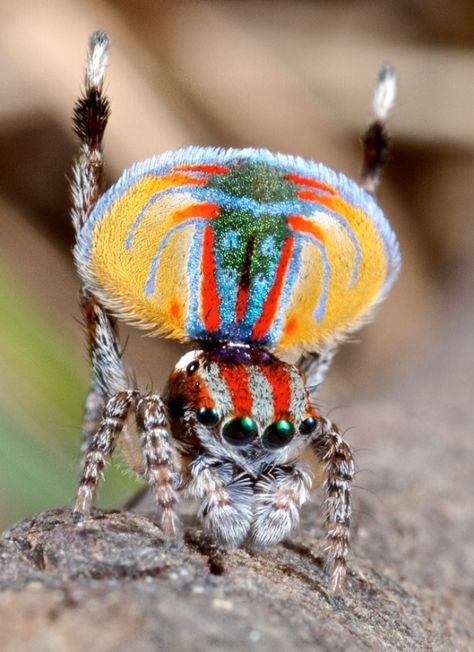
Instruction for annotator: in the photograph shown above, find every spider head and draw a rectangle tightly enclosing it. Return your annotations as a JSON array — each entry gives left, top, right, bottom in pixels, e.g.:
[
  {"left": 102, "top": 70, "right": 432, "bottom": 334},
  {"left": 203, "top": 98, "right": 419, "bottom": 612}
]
[{"left": 166, "top": 344, "right": 319, "bottom": 469}]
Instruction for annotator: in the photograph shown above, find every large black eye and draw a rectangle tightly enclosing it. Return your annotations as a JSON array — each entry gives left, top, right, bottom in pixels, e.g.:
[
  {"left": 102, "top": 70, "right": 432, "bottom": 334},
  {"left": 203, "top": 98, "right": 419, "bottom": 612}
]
[
  {"left": 168, "top": 397, "right": 185, "bottom": 420},
  {"left": 186, "top": 360, "right": 200, "bottom": 375},
  {"left": 223, "top": 417, "right": 258, "bottom": 447},
  {"left": 196, "top": 407, "right": 219, "bottom": 426},
  {"left": 262, "top": 420, "right": 295, "bottom": 449},
  {"left": 300, "top": 416, "right": 318, "bottom": 435}
]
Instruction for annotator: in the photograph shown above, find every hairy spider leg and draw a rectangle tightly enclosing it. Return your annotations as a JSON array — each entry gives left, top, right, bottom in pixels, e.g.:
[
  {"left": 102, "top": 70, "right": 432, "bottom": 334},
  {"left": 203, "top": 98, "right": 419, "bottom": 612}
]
[
  {"left": 312, "top": 417, "right": 355, "bottom": 596},
  {"left": 296, "top": 66, "right": 397, "bottom": 384},
  {"left": 70, "top": 31, "right": 131, "bottom": 456},
  {"left": 361, "top": 64, "right": 397, "bottom": 195},
  {"left": 71, "top": 33, "right": 181, "bottom": 534}
]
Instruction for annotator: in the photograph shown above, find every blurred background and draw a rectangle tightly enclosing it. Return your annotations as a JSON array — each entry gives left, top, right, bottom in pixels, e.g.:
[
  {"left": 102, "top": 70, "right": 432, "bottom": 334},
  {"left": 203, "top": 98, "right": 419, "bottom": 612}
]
[{"left": 0, "top": 0, "right": 473, "bottom": 530}]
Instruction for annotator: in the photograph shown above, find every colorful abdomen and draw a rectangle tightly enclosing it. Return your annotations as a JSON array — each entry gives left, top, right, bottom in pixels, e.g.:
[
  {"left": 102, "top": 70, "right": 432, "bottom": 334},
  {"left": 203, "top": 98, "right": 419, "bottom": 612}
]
[{"left": 75, "top": 147, "right": 400, "bottom": 352}]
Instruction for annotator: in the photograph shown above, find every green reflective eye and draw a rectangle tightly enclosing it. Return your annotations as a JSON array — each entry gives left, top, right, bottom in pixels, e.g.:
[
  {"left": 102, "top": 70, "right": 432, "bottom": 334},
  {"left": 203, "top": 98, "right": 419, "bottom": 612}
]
[
  {"left": 196, "top": 407, "right": 219, "bottom": 426},
  {"left": 262, "top": 420, "right": 295, "bottom": 449},
  {"left": 223, "top": 416, "right": 258, "bottom": 446}
]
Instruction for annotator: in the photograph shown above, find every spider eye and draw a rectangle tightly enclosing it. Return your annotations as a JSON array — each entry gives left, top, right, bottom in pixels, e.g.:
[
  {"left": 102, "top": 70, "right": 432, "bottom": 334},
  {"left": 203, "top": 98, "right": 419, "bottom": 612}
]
[
  {"left": 262, "top": 420, "right": 294, "bottom": 449},
  {"left": 186, "top": 360, "right": 200, "bottom": 375},
  {"left": 300, "top": 416, "right": 318, "bottom": 435},
  {"left": 168, "top": 397, "right": 185, "bottom": 419},
  {"left": 223, "top": 417, "right": 258, "bottom": 447},
  {"left": 196, "top": 406, "right": 219, "bottom": 426}
]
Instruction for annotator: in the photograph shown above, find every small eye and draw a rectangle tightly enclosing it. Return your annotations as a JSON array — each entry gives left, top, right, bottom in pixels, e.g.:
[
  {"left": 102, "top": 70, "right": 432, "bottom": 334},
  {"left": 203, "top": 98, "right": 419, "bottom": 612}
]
[
  {"left": 196, "top": 406, "right": 219, "bottom": 426},
  {"left": 299, "top": 416, "right": 318, "bottom": 435},
  {"left": 262, "top": 420, "right": 295, "bottom": 449},
  {"left": 186, "top": 360, "right": 200, "bottom": 375},
  {"left": 223, "top": 417, "right": 258, "bottom": 447}
]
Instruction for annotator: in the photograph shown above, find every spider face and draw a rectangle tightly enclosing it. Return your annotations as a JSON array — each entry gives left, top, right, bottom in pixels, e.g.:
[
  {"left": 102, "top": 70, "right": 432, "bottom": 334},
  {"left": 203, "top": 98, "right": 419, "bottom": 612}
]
[{"left": 166, "top": 346, "right": 319, "bottom": 471}]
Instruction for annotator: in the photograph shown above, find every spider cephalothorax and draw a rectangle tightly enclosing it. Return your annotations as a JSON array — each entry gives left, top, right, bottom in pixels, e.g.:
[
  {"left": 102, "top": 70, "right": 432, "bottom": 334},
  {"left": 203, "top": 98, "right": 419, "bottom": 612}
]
[
  {"left": 167, "top": 346, "right": 318, "bottom": 461},
  {"left": 164, "top": 346, "right": 320, "bottom": 548},
  {"left": 70, "top": 31, "right": 399, "bottom": 594}
]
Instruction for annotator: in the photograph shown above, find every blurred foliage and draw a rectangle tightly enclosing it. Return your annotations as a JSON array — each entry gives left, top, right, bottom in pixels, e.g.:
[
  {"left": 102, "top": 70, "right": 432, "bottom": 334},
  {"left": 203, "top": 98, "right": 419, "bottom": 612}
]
[{"left": 0, "top": 263, "right": 141, "bottom": 529}]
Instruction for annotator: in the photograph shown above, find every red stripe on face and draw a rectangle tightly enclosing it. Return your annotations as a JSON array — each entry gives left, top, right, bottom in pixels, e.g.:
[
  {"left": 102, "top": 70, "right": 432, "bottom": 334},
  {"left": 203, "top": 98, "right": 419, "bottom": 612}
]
[
  {"left": 261, "top": 364, "right": 292, "bottom": 420},
  {"left": 200, "top": 225, "right": 221, "bottom": 333},
  {"left": 219, "top": 364, "right": 253, "bottom": 415},
  {"left": 285, "top": 173, "right": 337, "bottom": 195},
  {"left": 251, "top": 237, "right": 294, "bottom": 341}
]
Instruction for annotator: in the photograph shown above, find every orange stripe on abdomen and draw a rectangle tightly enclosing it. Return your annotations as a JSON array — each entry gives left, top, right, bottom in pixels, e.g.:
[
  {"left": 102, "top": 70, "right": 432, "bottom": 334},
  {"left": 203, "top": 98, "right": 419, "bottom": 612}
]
[
  {"left": 174, "top": 164, "right": 230, "bottom": 175},
  {"left": 285, "top": 173, "right": 337, "bottom": 195},
  {"left": 200, "top": 225, "right": 221, "bottom": 333},
  {"left": 171, "top": 202, "right": 219, "bottom": 225},
  {"left": 251, "top": 237, "right": 294, "bottom": 341},
  {"left": 287, "top": 215, "right": 325, "bottom": 242}
]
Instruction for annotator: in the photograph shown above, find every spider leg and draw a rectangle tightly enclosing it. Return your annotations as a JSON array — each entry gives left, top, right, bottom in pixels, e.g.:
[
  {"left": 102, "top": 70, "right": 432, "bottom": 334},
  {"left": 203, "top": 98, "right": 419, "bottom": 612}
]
[
  {"left": 188, "top": 457, "right": 253, "bottom": 547},
  {"left": 250, "top": 465, "right": 312, "bottom": 548},
  {"left": 136, "top": 396, "right": 181, "bottom": 538},
  {"left": 79, "top": 288, "right": 132, "bottom": 436},
  {"left": 73, "top": 390, "right": 138, "bottom": 519},
  {"left": 71, "top": 34, "right": 134, "bottom": 461},
  {"left": 312, "top": 417, "right": 355, "bottom": 595},
  {"left": 360, "top": 64, "right": 397, "bottom": 195},
  {"left": 81, "top": 381, "right": 105, "bottom": 457},
  {"left": 296, "top": 343, "right": 338, "bottom": 396},
  {"left": 71, "top": 30, "right": 110, "bottom": 232}
]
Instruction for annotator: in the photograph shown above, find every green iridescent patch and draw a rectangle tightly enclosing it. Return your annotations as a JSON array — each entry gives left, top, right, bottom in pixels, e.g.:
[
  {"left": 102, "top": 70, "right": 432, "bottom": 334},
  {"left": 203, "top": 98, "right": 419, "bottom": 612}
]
[
  {"left": 210, "top": 162, "right": 295, "bottom": 203},
  {"left": 213, "top": 208, "right": 288, "bottom": 280}
]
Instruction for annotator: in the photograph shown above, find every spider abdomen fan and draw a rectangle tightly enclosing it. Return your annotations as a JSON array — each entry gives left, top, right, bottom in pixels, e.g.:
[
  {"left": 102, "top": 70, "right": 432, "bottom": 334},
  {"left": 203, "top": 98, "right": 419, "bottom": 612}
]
[{"left": 75, "top": 147, "right": 400, "bottom": 353}]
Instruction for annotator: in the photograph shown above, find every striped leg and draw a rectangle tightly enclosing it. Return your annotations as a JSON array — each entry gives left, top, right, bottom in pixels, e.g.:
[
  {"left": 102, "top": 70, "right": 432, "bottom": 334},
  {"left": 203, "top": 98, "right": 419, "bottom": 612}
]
[
  {"left": 81, "top": 383, "right": 105, "bottom": 457},
  {"left": 73, "top": 390, "right": 138, "bottom": 519},
  {"left": 312, "top": 417, "right": 355, "bottom": 595},
  {"left": 79, "top": 288, "right": 131, "bottom": 475},
  {"left": 136, "top": 396, "right": 181, "bottom": 538},
  {"left": 360, "top": 63, "right": 397, "bottom": 195},
  {"left": 250, "top": 465, "right": 312, "bottom": 548},
  {"left": 71, "top": 34, "right": 131, "bottom": 458},
  {"left": 80, "top": 288, "right": 130, "bottom": 398},
  {"left": 71, "top": 31, "right": 110, "bottom": 232}
]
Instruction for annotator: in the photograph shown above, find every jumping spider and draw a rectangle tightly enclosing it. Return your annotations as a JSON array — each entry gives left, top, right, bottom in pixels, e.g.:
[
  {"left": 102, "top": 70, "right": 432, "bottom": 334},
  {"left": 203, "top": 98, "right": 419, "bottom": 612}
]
[{"left": 71, "top": 31, "right": 399, "bottom": 595}]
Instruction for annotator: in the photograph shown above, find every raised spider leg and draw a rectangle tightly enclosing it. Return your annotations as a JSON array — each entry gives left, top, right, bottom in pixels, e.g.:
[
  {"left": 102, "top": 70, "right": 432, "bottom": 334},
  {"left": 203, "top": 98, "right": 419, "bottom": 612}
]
[
  {"left": 188, "top": 457, "right": 253, "bottom": 547},
  {"left": 250, "top": 465, "right": 312, "bottom": 548},
  {"left": 136, "top": 396, "right": 181, "bottom": 538},
  {"left": 70, "top": 34, "right": 133, "bottom": 458},
  {"left": 71, "top": 31, "right": 109, "bottom": 233},
  {"left": 312, "top": 416, "right": 355, "bottom": 596},
  {"left": 360, "top": 63, "right": 397, "bottom": 195},
  {"left": 73, "top": 390, "right": 138, "bottom": 519}
]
